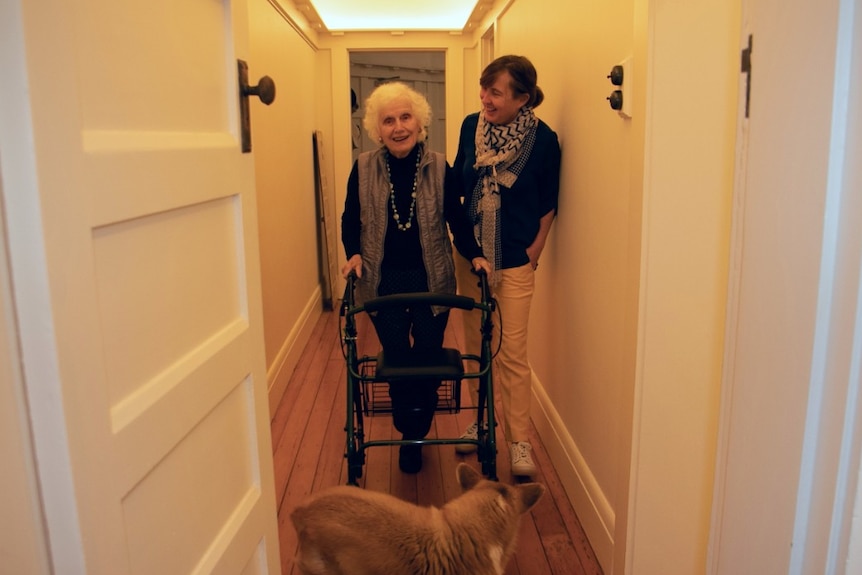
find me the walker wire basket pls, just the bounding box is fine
[358,356,462,416]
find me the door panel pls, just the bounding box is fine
[121,381,257,574]
[77,2,232,133]
[17,0,279,572]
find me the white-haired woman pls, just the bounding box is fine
[341,82,491,474]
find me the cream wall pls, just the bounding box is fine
[489,1,644,568]
[248,0,323,414]
[462,45,480,118]
[469,0,738,572]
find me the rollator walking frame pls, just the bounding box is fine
[340,271,498,485]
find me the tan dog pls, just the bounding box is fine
[290,463,545,575]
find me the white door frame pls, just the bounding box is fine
[1,2,84,570]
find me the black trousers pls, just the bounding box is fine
[370,268,449,440]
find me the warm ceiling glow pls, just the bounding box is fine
[307,0,481,31]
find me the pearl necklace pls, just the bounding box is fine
[386,150,421,231]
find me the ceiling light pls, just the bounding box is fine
[307,0,480,31]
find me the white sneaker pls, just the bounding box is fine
[510,442,536,477]
[455,422,480,454]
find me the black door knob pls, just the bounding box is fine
[245,75,276,105]
[237,59,276,153]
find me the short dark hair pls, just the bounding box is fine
[480,55,544,108]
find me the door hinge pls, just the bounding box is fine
[741,34,753,118]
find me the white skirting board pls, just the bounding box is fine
[267,287,322,419]
[531,372,614,572]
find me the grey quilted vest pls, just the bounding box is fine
[356,146,456,315]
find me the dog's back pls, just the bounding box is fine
[290,464,544,575]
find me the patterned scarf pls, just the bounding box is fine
[468,106,538,283]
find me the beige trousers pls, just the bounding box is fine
[456,255,535,443]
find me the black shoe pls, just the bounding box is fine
[399,444,422,474]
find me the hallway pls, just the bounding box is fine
[271,305,604,574]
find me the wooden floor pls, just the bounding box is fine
[271,305,603,575]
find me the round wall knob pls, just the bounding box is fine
[607,65,624,86]
[607,90,623,111]
[245,76,276,105]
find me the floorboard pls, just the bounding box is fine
[273,305,603,574]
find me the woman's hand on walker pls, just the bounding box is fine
[341,254,363,279]
[471,257,493,276]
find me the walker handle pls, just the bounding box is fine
[341,271,357,316]
[361,291,478,313]
[471,268,492,306]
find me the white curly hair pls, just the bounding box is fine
[362,81,431,145]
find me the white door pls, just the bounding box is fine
[4,0,279,573]
[711,0,862,573]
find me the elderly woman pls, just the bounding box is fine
[341,82,491,474]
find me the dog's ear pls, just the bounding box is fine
[289,505,307,532]
[456,463,483,491]
[516,482,546,513]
